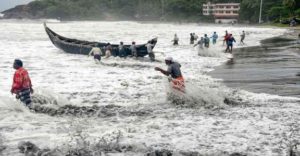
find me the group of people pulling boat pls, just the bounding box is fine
[11,24,248,107]
[88,40,156,63]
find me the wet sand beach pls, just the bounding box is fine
[209,29,300,97]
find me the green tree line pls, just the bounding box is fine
[25,0,300,23]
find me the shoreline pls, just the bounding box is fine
[2,18,299,27]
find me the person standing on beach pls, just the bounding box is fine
[11,59,34,107]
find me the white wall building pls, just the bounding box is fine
[203,2,240,24]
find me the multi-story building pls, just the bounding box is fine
[203,2,240,24]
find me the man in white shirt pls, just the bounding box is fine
[89,43,102,63]
[146,41,155,61]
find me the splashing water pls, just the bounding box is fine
[31,88,70,106]
[1,20,300,156]
[197,47,228,58]
[166,79,227,109]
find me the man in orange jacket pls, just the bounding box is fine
[155,57,185,92]
[11,59,34,107]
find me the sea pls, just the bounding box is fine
[0,20,299,156]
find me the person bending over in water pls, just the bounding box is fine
[11,59,34,107]
[89,43,102,63]
[194,37,204,49]
[155,57,185,92]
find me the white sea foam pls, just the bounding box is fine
[0,21,299,155]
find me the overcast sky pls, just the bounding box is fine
[0,0,34,12]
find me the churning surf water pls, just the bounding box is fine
[0,20,299,156]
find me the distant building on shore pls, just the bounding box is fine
[203,2,240,24]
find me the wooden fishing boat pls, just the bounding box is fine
[44,23,157,57]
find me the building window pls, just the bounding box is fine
[209,6,213,9]
[234,6,239,8]
[226,6,231,9]
[219,6,224,9]
[233,11,238,14]
[220,11,224,13]
[203,6,207,9]
[226,11,230,14]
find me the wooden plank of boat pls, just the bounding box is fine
[44,23,157,57]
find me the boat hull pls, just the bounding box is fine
[44,23,157,57]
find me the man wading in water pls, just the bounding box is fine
[89,43,102,63]
[204,34,210,48]
[155,57,185,92]
[172,34,179,46]
[105,43,112,58]
[11,59,34,107]
[130,41,138,58]
[146,41,155,61]
[190,33,195,44]
[225,34,236,53]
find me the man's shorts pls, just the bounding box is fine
[17,88,32,106]
[94,54,101,61]
[171,76,185,93]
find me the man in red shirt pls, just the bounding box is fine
[224,31,230,52]
[11,59,34,107]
